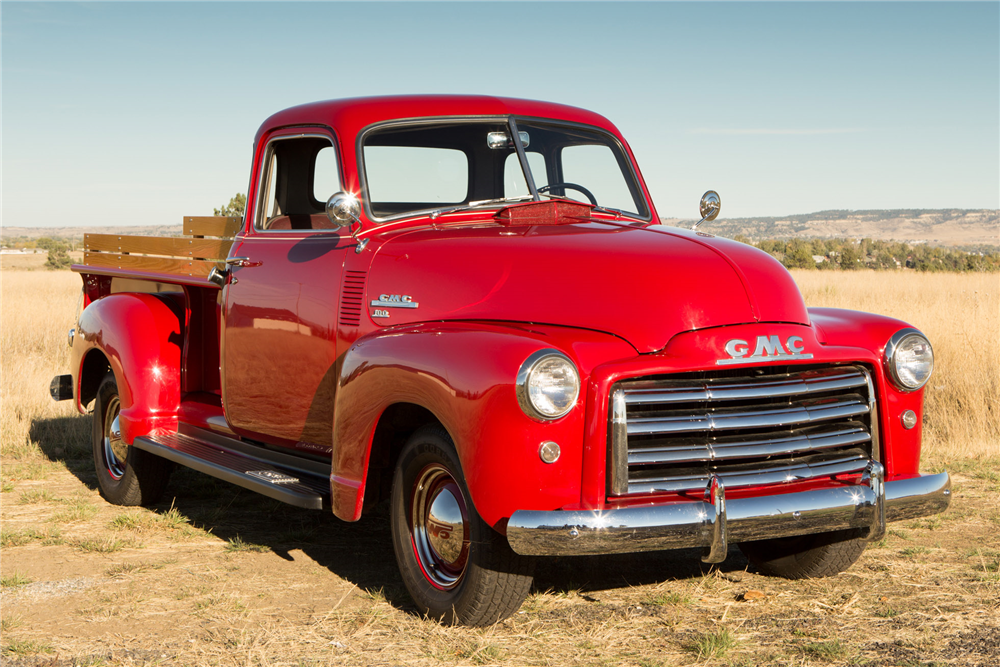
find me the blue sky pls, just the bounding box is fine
[2,2,998,227]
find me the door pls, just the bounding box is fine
[222,132,351,452]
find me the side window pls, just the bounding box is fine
[260,152,280,221]
[255,136,341,232]
[313,146,341,204]
[504,152,548,197]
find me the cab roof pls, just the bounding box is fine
[254,95,618,145]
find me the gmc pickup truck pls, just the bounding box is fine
[52,95,950,626]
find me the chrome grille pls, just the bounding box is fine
[609,365,878,496]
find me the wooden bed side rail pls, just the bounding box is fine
[76,215,242,281]
[84,234,233,259]
[184,216,242,238]
[81,252,223,280]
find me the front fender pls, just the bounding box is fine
[73,292,183,445]
[331,321,636,525]
[809,307,929,476]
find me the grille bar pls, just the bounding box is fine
[628,452,871,495]
[626,396,870,436]
[629,423,871,466]
[609,364,878,497]
[624,369,868,405]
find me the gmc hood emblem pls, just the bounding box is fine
[717,335,814,366]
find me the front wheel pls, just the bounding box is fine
[390,426,534,625]
[92,372,172,506]
[739,529,868,579]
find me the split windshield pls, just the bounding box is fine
[361,118,649,221]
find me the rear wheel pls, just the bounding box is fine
[390,425,534,625]
[739,529,867,579]
[92,373,171,506]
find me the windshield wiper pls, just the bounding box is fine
[427,196,534,220]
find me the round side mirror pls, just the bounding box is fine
[326,192,361,227]
[699,191,721,222]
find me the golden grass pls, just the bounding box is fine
[1,267,996,667]
[2,268,995,472]
[791,270,999,458]
[1,269,87,463]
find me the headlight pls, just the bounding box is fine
[884,328,934,392]
[516,350,580,420]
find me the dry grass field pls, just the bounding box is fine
[2,266,998,667]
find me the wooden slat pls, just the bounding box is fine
[184,216,242,238]
[85,234,232,260]
[84,251,222,279]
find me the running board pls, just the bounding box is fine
[133,432,330,510]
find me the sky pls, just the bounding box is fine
[2,1,998,228]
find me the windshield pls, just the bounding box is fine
[361,119,649,221]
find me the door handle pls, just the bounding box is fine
[226,257,263,268]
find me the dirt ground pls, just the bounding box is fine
[2,417,998,667]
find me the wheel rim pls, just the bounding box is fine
[410,464,470,590]
[102,396,127,480]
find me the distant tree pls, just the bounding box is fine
[783,240,815,269]
[214,193,246,218]
[839,244,861,270]
[44,239,72,270]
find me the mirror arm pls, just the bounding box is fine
[692,191,721,230]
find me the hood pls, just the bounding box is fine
[366,219,808,353]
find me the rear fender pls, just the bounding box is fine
[73,292,184,444]
[331,322,636,526]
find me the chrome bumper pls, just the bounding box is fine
[506,463,951,559]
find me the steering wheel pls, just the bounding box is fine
[537,182,597,206]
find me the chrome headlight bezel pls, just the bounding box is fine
[884,328,934,392]
[515,349,581,421]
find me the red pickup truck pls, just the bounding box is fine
[52,95,950,626]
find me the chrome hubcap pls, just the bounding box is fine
[103,397,127,480]
[411,464,469,590]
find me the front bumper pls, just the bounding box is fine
[506,463,951,559]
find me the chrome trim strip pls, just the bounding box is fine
[860,366,882,461]
[716,352,814,366]
[609,388,629,496]
[506,471,950,557]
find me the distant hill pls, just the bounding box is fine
[661,209,998,248]
[2,225,183,243]
[3,208,997,248]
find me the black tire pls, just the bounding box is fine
[739,529,868,579]
[390,425,534,626]
[92,372,171,506]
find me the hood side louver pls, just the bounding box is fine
[339,270,367,327]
